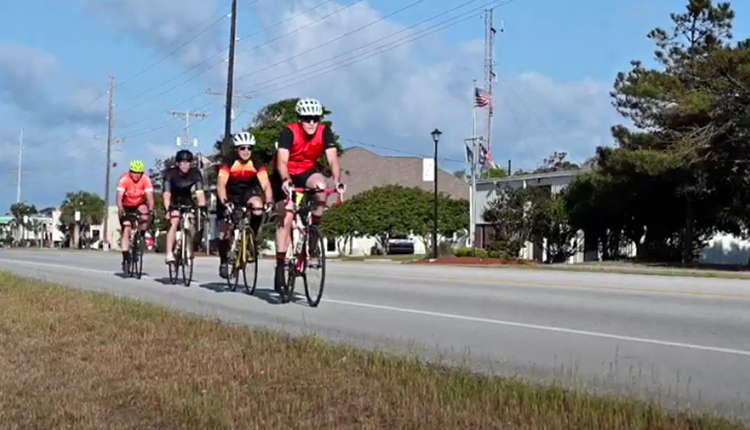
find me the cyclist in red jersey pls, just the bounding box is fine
[271,98,345,292]
[116,159,155,273]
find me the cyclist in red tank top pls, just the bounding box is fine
[271,98,345,292]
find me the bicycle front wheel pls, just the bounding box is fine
[303,224,326,307]
[133,232,144,279]
[227,230,243,292]
[181,229,194,286]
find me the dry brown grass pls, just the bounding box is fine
[0,271,745,430]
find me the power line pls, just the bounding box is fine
[235,0,427,83]
[244,0,520,97]
[122,0,516,132]
[114,0,363,116]
[72,0,520,165]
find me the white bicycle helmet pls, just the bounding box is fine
[295,98,323,116]
[232,131,255,146]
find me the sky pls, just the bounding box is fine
[1,0,749,211]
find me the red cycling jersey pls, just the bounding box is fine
[276,122,335,176]
[117,173,153,207]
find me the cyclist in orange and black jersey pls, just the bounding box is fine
[216,132,274,279]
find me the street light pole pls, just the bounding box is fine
[430,128,442,259]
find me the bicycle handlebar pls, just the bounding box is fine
[290,187,344,205]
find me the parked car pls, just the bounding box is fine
[386,235,414,255]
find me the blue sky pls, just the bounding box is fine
[1,0,748,210]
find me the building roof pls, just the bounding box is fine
[475,168,591,186]
[330,146,469,200]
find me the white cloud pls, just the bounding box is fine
[0,41,108,126]
[80,0,618,171]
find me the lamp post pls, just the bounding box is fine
[430,128,442,259]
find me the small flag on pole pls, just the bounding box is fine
[478,143,495,169]
[474,87,491,108]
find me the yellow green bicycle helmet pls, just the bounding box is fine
[129,159,145,173]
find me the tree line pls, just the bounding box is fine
[483,0,750,265]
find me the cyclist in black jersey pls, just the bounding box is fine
[162,149,206,263]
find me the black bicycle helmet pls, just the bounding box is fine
[175,149,194,162]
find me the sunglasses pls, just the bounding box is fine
[237,146,251,151]
[299,115,321,123]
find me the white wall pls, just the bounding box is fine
[700,232,750,265]
[259,233,430,257]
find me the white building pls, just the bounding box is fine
[474,169,750,265]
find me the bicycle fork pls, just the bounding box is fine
[292,214,307,273]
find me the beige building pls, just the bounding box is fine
[318,146,470,256]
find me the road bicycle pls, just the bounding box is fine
[167,204,199,286]
[225,205,264,294]
[121,209,151,279]
[280,186,342,307]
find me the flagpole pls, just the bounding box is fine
[469,79,478,254]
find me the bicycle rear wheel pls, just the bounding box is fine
[303,224,326,307]
[242,228,259,295]
[281,258,297,303]
[130,231,144,279]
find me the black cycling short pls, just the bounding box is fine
[169,195,196,210]
[216,187,264,221]
[119,204,148,225]
[271,168,319,203]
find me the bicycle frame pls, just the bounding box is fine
[172,205,195,262]
[229,206,251,268]
[287,187,342,271]
[121,209,147,278]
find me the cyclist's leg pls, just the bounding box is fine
[119,208,134,262]
[303,170,328,225]
[137,203,150,233]
[271,170,294,291]
[165,206,180,262]
[216,197,234,278]
[247,187,264,236]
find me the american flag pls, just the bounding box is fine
[474,87,491,108]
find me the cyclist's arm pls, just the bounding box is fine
[116,175,127,211]
[162,172,172,212]
[193,169,206,207]
[217,165,230,204]
[254,155,273,203]
[322,126,341,184]
[144,176,155,210]
[276,127,294,181]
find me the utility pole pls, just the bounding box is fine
[167,109,208,146]
[224,0,238,141]
[103,75,115,251]
[484,9,497,154]
[16,128,23,203]
[206,88,251,123]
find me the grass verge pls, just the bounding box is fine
[0,271,745,430]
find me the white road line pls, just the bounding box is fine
[326,299,750,357]
[2,257,749,357]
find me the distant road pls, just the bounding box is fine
[1,249,749,421]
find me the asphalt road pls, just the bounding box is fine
[1,249,749,421]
